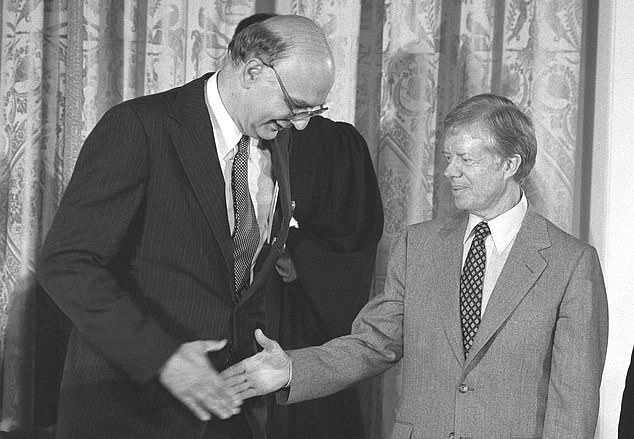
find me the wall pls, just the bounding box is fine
[592,0,634,437]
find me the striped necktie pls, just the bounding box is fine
[231,135,260,303]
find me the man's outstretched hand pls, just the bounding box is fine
[159,339,242,421]
[221,329,291,400]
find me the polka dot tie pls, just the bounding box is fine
[460,221,490,356]
[231,135,260,304]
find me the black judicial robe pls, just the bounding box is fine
[265,116,384,439]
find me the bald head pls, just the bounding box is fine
[264,15,333,63]
[227,15,334,78]
[220,15,335,140]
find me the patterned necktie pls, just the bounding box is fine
[460,221,491,356]
[231,135,260,304]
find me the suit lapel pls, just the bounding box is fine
[434,213,469,364]
[234,129,293,307]
[168,73,235,290]
[268,128,292,227]
[465,210,550,369]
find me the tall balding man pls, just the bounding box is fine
[37,15,335,439]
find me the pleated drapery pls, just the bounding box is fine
[0,1,592,437]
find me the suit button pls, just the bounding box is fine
[458,384,469,393]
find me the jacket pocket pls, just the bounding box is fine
[390,420,413,439]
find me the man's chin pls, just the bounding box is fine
[452,197,469,212]
[258,131,278,141]
[258,122,288,140]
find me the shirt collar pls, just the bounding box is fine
[206,72,243,159]
[463,191,528,253]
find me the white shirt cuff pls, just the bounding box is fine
[284,359,292,388]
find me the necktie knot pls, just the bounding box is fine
[473,221,490,241]
[238,135,250,155]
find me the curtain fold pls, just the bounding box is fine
[1,0,46,429]
[276,0,362,123]
[0,0,589,436]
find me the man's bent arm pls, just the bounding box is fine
[542,245,609,437]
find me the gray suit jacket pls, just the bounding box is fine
[284,210,608,439]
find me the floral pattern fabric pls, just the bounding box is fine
[0,0,587,436]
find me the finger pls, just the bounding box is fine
[208,382,235,405]
[254,329,276,351]
[213,380,246,406]
[223,371,248,387]
[222,385,244,404]
[235,387,258,400]
[202,339,227,352]
[228,379,251,395]
[182,396,212,421]
[230,395,244,406]
[199,397,233,420]
[221,363,246,379]
[202,377,242,406]
[213,395,242,415]
[209,407,231,420]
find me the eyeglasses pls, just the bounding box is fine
[259,59,328,121]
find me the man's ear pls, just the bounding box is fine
[503,154,522,180]
[241,58,265,89]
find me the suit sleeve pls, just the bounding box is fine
[280,226,407,404]
[36,104,180,383]
[542,245,609,437]
[285,118,384,340]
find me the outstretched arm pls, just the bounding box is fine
[222,329,291,400]
[224,226,412,404]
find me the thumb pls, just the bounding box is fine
[202,339,227,352]
[254,329,278,351]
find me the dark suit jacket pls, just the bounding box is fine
[284,209,608,439]
[36,73,293,439]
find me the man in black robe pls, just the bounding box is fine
[265,116,384,439]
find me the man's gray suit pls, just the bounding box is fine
[285,209,608,439]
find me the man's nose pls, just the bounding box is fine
[276,120,293,130]
[291,118,310,130]
[444,158,460,178]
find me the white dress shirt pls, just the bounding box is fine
[204,73,275,273]
[462,192,528,317]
